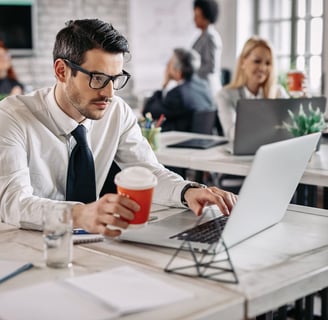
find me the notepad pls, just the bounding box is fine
[66,266,194,314]
[0,266,193,319]
[73,234,104,244]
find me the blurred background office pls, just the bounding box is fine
[0,0,326,111]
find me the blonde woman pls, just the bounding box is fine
[216,36,288,140]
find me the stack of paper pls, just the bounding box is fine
[0,266,193,319]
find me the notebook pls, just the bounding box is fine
[73,229,104,244]
[119,133,320,253]
[167,137,228,149]
[232,96,326,155]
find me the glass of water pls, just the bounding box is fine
[43,205,73,268]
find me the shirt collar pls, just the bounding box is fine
[46,86,92,136]
[243,86,264,99]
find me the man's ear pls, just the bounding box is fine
[54,59,68,83]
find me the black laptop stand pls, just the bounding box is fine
[164,208,239,284]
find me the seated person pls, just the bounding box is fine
[0,19,237,237]
[0,41,24,97]
[215,36,289,194]
[216,36,289,141]
[143,48,214,132]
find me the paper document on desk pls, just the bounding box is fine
[0,266,193,319]
[66,266,194,314]
[0,281,118,320]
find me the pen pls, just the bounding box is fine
[0,262,34,284]
[145,112,153,129]
[73,228,90,235]
[155,114,166,128]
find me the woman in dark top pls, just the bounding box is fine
[192,0,222,98]
[0,41,24,98]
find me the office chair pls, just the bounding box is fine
[190,109,217,183]
[191,109,217,134]
[165,109,217,182]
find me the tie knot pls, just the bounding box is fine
[71,125,88,146]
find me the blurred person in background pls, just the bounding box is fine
[143,47,214,132]
[192,0,222,99]
[216,36,289,141]
[192,0,223,135]
[0,41,24,97]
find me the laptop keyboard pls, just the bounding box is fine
[170,215,229,244]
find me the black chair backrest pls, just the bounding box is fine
[191,109,217,134]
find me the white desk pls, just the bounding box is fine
[0,225,244,320]
[84,204,328,319]
[1,204,328,318]
[155,131,328,187]
[222,204,328,318]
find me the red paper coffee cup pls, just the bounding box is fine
[287,70,305,93]
[114,166,158,227]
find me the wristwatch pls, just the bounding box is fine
[180,182,207,206]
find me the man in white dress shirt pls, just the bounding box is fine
[0,19,236,237]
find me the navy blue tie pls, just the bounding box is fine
[66,125,97,203]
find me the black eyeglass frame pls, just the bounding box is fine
[63,59,131,90]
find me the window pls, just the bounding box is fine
[254,0,324,95]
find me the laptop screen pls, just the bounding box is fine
[233,97,326,155]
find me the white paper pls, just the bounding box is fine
[0,265,193,319]
[0,281,118,320]
[66,266,194,314]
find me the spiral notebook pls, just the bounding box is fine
[73,229,104,244]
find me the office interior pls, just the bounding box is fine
[8,0,328,109]
[1,1,328,319]
[8,0,328,182]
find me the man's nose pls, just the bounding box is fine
[99,80,114,97]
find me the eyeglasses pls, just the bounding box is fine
[64,59,131,90]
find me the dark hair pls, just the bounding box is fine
[173,48,200,81]
[193,0,219,23]
[53,19,130,66]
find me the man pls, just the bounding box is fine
[0,19,236,237]
[143,48,214,132]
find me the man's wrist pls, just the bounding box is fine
[181,182,207,206]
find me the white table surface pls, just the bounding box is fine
[83,204,328,318]
[0,225,244,320]
[2,199,328,317]
[155,131,328,187]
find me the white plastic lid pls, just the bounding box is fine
[114,166,158,190]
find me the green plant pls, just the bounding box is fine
[283,104,326,137]
[0,94,7,101]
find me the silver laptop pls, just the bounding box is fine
[119,133,320,253]
[233,97,326,155]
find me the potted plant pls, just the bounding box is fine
[283,103,326,150]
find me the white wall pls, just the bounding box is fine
[323,1,328,97]
[216,0,237,71]
[129,0,196,97]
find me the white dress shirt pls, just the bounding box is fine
[0,86,188,228]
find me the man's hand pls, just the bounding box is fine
[71,194,140,237]
[183,186,238,216]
